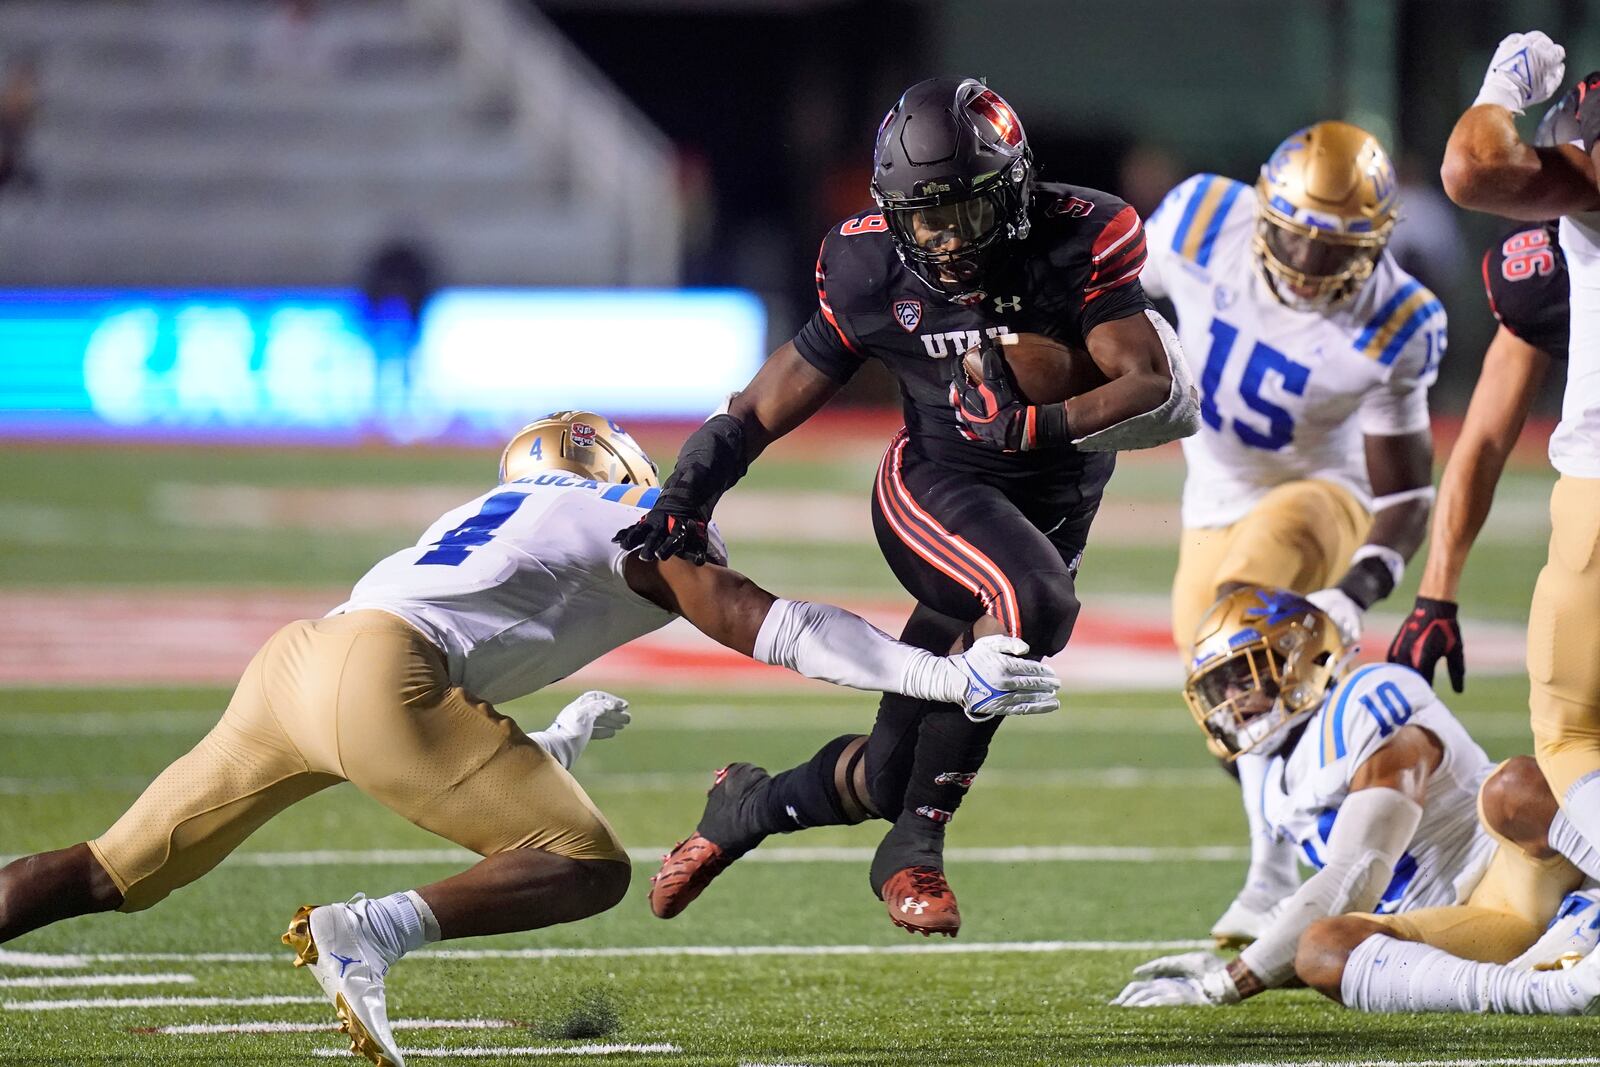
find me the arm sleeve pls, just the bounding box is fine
[1070,308,1201,451]
[753,598,963,702]
[1236,786,1424,987]
[791,229,869,385]
[1359,303,1445,437]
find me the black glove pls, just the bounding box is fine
[1576,71,1600,151]
[949,337,1068,452]
[1387,596,1465,693]
[613,487,713,564]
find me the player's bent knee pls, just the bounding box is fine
[1481,756,1559,857]
[1296,915,1387,1002]
[580,858,632,915]
[1012,572,1079,656]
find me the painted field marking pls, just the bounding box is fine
[312,1043,681,1059]
[2,939,1213,969]
[148,1018,518,1035]
[3,994,323,1011]
[0,843,1248,869]
[1114,1060,1600,1067]
[0,972,193,989]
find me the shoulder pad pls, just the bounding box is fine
[1154,173,1251,268]
[1352,272,1445,369]
[1483,223,1570,359]
[1316,663,1434,770]
[817,212,897,312]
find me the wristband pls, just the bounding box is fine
[1026,402,1071,449]
[1337,553,1399,610]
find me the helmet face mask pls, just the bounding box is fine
[1252,121,1398,313]
[1184,586,1347,759]
[499,410,659,488]
[871,78,1033,298]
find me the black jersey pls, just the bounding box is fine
[1483,221,1569,361]
[792,181,1154,477]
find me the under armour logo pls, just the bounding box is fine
[993,295,1022,313]
[1497,47,1534,93]
[900,896,929,915]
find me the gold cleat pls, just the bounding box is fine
[1533,951,1586,972]
[281,904,321,967]
[336,993,401,1067]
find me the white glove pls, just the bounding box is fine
[944,635,1061,722]
[1111,967,1240,1008]
[531,690,631,769]
[1131,950,1227,981]
[1306,587,1364,646]
[1474,31,1566,113]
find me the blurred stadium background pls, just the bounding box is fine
[0,2,1594,1064]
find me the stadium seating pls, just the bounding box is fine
[0,0,681,287]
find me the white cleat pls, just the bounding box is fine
[1209,894,1278,950]
[283,898,406,1067]
[1511,889,1600,972]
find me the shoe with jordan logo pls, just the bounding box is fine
[282,896,406,1066]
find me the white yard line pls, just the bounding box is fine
[4,993,323,1011]
[2,939,1212,970]
[150,1018,518,1035]
[0,973,193,989]
[0,843,1248,868]
[1115,1061,1600,1067]
[313,1044,682,1059]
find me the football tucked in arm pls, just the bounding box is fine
[961,332,1109,405]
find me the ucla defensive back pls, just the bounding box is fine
[1114,588,1587,1010]
[1143,123,1445,946]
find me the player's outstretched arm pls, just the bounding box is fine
[1390,327,1549,690]
[1115,727,1440,1007]
[623,554,1060,720]
[614,342,841,564]
[1441,33,1600,219]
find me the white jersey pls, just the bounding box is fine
[1258,663,1497,914]
[331,475,689,705]
[1144,174,1446,528]
[1553,212,1600,477]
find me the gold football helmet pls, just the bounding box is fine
[1254,121,1399,311]
[1184,586,1347,760]
[499,410,659,487]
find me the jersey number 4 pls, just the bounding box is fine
[1199,319,1310,451]
[416,491,529,566]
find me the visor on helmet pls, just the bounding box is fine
[1261,222,1373,279]
[1184,645,1295,758]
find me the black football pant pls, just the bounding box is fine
[860,431,1109,826]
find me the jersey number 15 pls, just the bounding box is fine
[1199,319,1310,451]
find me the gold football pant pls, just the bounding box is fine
[1359,774,1582,963]
[1171,479,1372,652]
[1529,475,1600,804]
[89,610,626,912]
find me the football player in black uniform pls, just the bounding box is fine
[1390,83,1577,690]
[620,77,1199,936]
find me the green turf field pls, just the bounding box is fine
[0,440,1586,1065]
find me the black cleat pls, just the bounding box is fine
[649,763,772,919]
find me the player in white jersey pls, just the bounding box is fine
[1439,29,1600,941]
[1113,587,1585,1009]
[1142,123,1445,946]
[0,411,1058,1067]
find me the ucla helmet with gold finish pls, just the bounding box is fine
[1184,586,1347,759]
[499,410,660,487]
[1254,121,1399,311]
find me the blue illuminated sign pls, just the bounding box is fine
[0,288,766,442]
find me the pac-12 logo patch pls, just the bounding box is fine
[570,422,598,446]
[893,298,922,332]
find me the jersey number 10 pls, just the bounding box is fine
[1199,319,1310,451]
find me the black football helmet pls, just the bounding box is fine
[1534,75,1593,147]
[870,77,1034,298]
